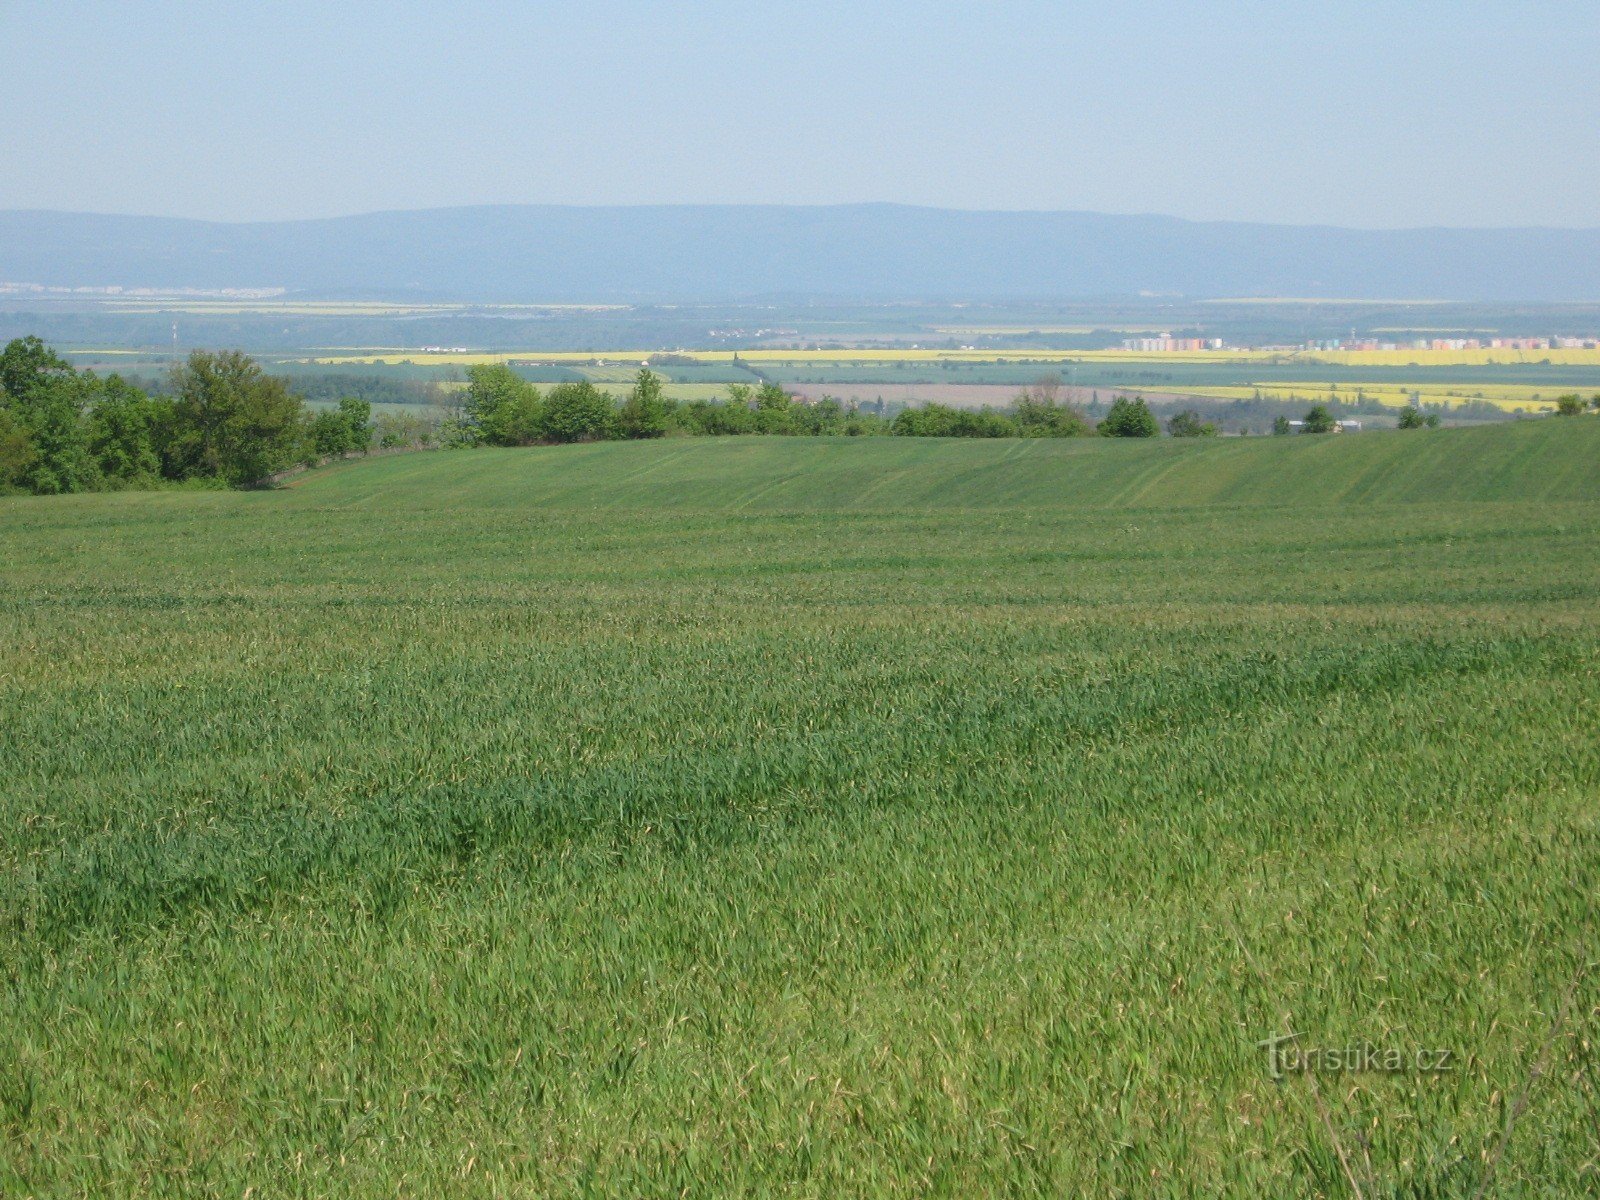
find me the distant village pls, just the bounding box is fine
[1122,334,1600,352]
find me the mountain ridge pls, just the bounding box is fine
[4,203,1598,302]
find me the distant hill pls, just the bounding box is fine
[296,418,1600,511]
[3,204,1600,302]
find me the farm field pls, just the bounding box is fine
[301,347,1600,367]
[53,348,1600,425]
[1176,382,1572,414]
[3,421,1600,1196]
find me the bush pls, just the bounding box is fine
[1396,406,1440,430]
[893,403,1015,438]
[1099,396,1159,437]
[541,381,618,443]
[680,386,758,436]
[618,369,672,439]
[1301,404,1336,434]
[373,411,437,449]
[463,364,543,446]
[1165,410,1217,438]
[309,397,373,459]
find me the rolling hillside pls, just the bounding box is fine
[5,418,1598,1195]
[282,418,1600,511]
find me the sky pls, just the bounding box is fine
[3,0,1598,229]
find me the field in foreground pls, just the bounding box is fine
[3,422,1599,1196]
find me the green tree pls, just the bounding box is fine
[1166,410,1217,438]
[1397,405,1425,429]
[755,381,790,412]
[0,335,74,403]
[683,391,755,435]
[618,369,670,438]
[86,375,166,482]
[541,381,617,443]
[893,402,1015,437]
[17,377,96,493]
[0,406,37,491]
[168,350,309,485]
[309,397,373,457]
[1301,404,1336,434]
[0,337,97,493]
[462,364,542,445]
[681,384,757,436]
[753,381,794,434]
[336,397,372,451]
[309,411,348,458]
[1098,395,1159,437]
[1554,393,1587,416]
[1013,376,1090,438]
[1272,415,1292,436]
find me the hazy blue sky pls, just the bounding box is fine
[3,0,1597,227]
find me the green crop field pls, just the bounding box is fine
[4,421,1599,1196]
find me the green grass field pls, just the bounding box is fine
[4,421,1599,1196]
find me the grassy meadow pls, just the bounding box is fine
[3,421,1599,1196]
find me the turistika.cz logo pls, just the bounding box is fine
[1257,1031,1455,1082]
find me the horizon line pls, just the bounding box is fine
[4,202,1600,236]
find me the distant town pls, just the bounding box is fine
[1122,334,1600,352]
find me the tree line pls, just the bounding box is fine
[12,337,1570,496]
[446,367,1231,448]
[0,338,432,495]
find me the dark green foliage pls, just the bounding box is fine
[14,380,96,494]
[783,396,886,437]
[679,383,758,435]
[753,381,795,434]
[540,381,617,443]
[1099,395,1159,437]
[1013,395,1091,437]
[0,405,37,490]
[1396,406,1440,430]
[276,372,451,408]
[167,350,309,485]
[0,336,96,493]
[1006,378,1091,437]
[86,375,168,482]
[1166,409,1217,438]
[1272,414,1292,435]
[0,334,75,402]
[462,364,543,446]
[0,338,338,492]
[309,397,374,458]
[893,402,1015,437]
[1554,393,1587,416]
[1301,403,1336,434]
[617,369,671,438]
